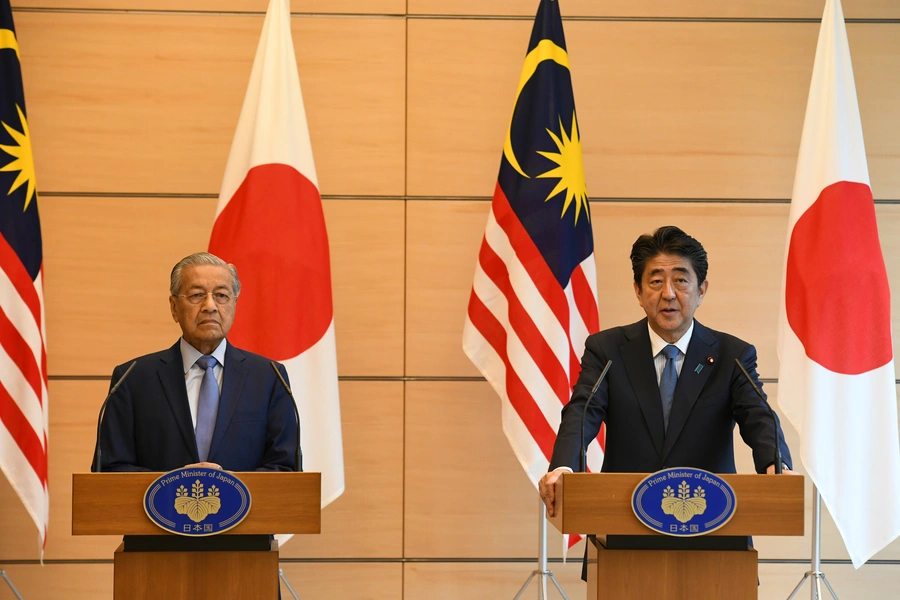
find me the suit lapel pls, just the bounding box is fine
[621,320,665,458]
[157,342,199,463]
[662,320,718,460]
[208,344,247,461]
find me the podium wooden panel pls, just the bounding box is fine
[588,543,757,600]
[113,541,279,599]
[73,472,321,600]
[548,473,804,600]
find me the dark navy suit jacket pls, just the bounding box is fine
[92,340,298,472]
[550,319,791,474]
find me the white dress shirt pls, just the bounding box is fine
[551,321,696,475]
[648,320,694,383]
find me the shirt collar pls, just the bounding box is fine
[180,338,228,374]
[648,320,694,358]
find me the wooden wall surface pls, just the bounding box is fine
[1,1,898,598]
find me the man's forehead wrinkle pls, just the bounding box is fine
[647,266,690,274]
[185,283,231,290]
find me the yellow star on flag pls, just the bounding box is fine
[1,103,38,210]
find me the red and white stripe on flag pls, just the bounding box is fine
[209,0,344,519]
[0,245,48,550]
[0,2,49,551]
[464,186,600,550]
[463,0,600,552]
[777,0,900,568]
[465,184,601,487]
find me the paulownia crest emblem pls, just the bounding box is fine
[174,479,221,523]
[661,480,707,523]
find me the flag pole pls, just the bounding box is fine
[279,567,300,600]
[785,485,840,600]
[0,570,24,600]
[512,497,569,600]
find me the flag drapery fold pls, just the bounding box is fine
[0,0,49,552]
[209,0,344,525]
[463,0,600,548]
[777,0,900,569]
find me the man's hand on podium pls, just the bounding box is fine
[766,463,798,475]
[539,467,569,517]
[185,462,222,469]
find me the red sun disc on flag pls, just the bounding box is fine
[785,180,892,374]
[210,163,333,360]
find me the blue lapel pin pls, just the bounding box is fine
[695,364,703,374]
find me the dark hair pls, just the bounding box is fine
[630,226,708,289]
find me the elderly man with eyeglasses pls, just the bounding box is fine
[91,252,298,473]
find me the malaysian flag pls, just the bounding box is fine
[0,0,49,550]
[463,0,600,510]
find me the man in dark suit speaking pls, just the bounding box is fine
[539,226,793,515]
[92,252,298,473]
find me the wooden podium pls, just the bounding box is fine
[547,473,805,600]
[72,472,321,600]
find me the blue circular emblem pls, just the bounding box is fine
[143,468,252,536]
[631,468,737,537]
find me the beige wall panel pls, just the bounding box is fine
[406,200,900,379]
[405,200,485,378]
[13,0,405,12]
[279,563,401,600]
[0,381,118,561]
[0,381,402,560]
[0,563,403,600]
[850,29,900,202]
[407,20,525,200]
[325,200,405,378]
[408,20,900,200]
[404,561,587,600]
[759,562,900,599]
[0,474,34,555]
[41,197,402,376]
[408,0,900,19]
[282,381,403,558]
[0,564,112,600]
[11,0,899,18]
[42,197,212,376]
[405,381,583,558]
[17,13,405,195]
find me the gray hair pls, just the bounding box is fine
[169,252,241,297]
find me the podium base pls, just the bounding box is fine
[114,541,280,600]
[586,536,757,600]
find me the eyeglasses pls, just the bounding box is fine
[176,292,236,305]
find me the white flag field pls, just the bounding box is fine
[777,0,900,568]
[208,0,345,532]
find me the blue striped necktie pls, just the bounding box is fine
[194,355,219,462]
[659,344,679,431]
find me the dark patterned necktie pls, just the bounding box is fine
[659,345,679,431]
[194,355,219,462]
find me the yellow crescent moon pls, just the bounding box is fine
[504,39,571,179]
[0,29,20,60]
